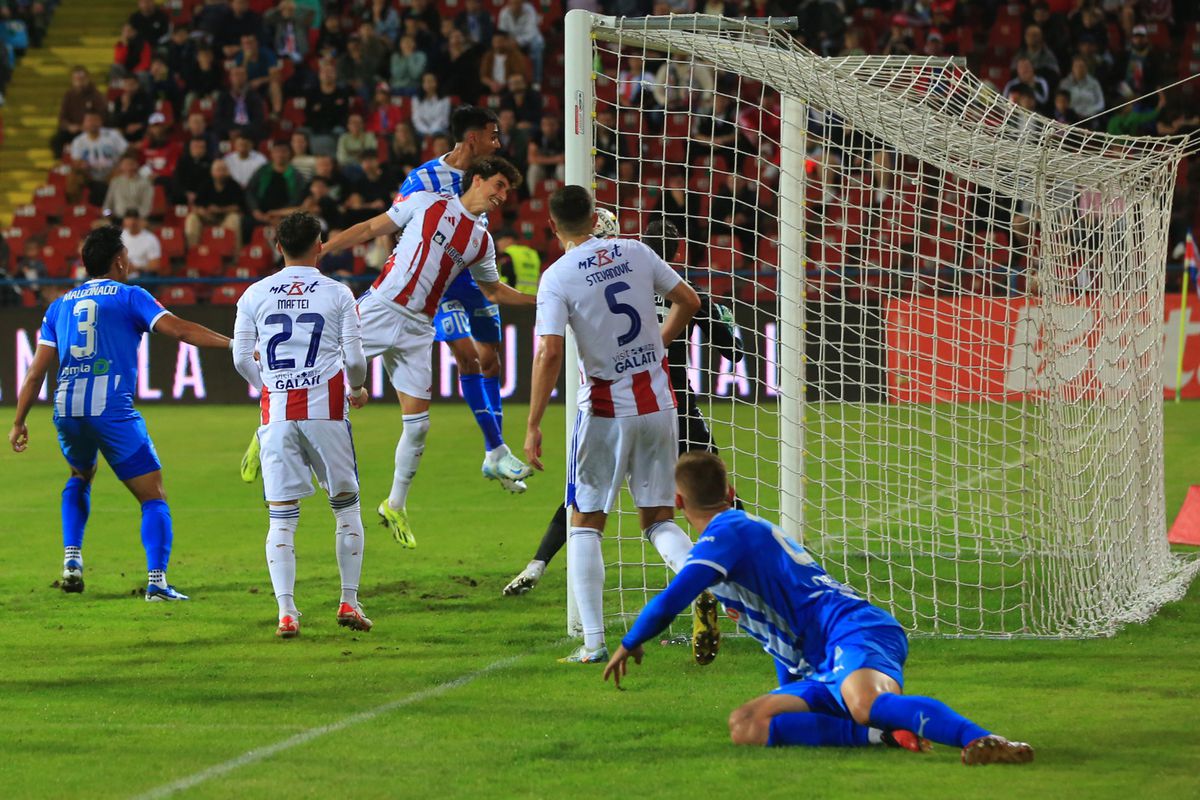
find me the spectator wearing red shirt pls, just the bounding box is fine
[139,114,183,184]
[113,22,152,78]
[366,82,403,137]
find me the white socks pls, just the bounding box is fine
[266,505,300,618]
[567,527,605,650]
[331,493,364,607]
[646,520,693,574]
[389,413,430,510]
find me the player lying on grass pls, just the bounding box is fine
[9,225,232,601]
[232,212,373,638]
[603,452,1035,766]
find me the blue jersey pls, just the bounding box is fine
[38,279,169,419]
[398,155,465,199]
[686,510,900,679]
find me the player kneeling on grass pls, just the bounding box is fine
[232,212,373,638]
[603,452,1035,766]
[8,225,232,601]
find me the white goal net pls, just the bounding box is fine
[562,11,1199,638]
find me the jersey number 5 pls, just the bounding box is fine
[264,313,325,370]
[604,281,642,346]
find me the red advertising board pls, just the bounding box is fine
[886,294,1200,402]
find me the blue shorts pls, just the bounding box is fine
[771,624,908,717]
[55,412,162,481]
[433,271,501,344]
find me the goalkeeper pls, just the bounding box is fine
[503,217,743,604]
[603,451,1035,767]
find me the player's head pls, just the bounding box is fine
[675,452,735,514]
[275,212,323,264]
[462,156,521,213]
[451,106,501,158]
[81,224,128,279]
[548,185,596,239]
[643,217,681,263]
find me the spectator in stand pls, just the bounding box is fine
[385,121,422,182]
[113,22,152,80]
[129,0,169,47]
[480,31,532,95]
[496,107,531,178]
[120,211,162,277]
[1107,90,1165,136]
[173,137,214,205]
[215,65,267,144]
[400,0,441,50]
[306,59,351,155]
[1059,56,1105,123]
[356,22,392,80]
[365,0,401,46]
[390,34,427,95]
[501,72,543,129]
[185,158,245,248]
[109,75,154,144]
[1051,90,1081,125]
[526,113,566,189]
[653,56,716,112]
[411,72,451,139]
[290,130,318,181]
[336,113,378,175]
[17,240,50,304]
[341,152,391,225]
[220,0,264,53]
[147,57,184,121]
[224,130,269,188]
[301,176,343,231]
[193,0,232,43]
[247,141,304,228]
[236,33,278,97]
[338,34,378,100]
[592,107,619,179]
[314,14,347,60]
[1012,24,1061,80]
[103,154,154,219]
[366,82,403,137]
[879,13,915,56]
[1026,2,1072,67]
[457,0,496,47]
[266,0,314,64]
[310,154,349,203]
[52,66,108,157]
[1069,4,1110,55]
[139,114,183,184]
[182,44,224,113]
[497,0,545,87]
[617,55,655,107]
[1002,58,1050,113]
[183,111,220,157]
[1116,25,1162,109]
[439,28,484,102]
[690,91,738,169]
[69,112,129,206]
[163,24,197,77]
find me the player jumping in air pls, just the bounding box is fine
[524,185,702,664]
[233,212,373,638]
[603,451,1036,766]
[320,156,536,549]
[8,225,232,600]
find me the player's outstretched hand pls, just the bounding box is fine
[9,423,29,453]
[603,643,644,690]
[348,387,369,409]
[524,425,544,471]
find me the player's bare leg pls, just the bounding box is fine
[729,689,928,752]
[379,392,426,548]
[60,464,97,593]
[559,508,610,663]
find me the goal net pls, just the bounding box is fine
[561,11,1200,639]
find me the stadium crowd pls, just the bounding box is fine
[0,0,1198,308]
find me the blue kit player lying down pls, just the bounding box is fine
[603,451,1035,766]
[9,225,232,600]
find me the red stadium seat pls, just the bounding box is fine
[46,164,73,191]
[200,225,238,257]
[41,247,71,278]
[62,204,95,234]
[12,204,43,235]
[162,285,198,305]
[32,184,65,221]
[188,95,216,122]
[211,284,246,304]
[159,225,186,261]
[239,243,275,272]
[184,244,224,277]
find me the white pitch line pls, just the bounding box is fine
[132,655,520,800]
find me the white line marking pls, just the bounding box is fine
[132,655,519,800]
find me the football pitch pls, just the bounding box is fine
[2,402,1199,799]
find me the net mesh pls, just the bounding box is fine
[569,13,1200,639]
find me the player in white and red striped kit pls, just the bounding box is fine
[320,156,536,548]
[524,185,702,664]
[233,212,372,639]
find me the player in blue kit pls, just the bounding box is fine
[603,452,1035,766]
[9,225,232,600]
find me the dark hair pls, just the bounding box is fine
[463,155,522,192]
[643,217,680,262]
[450,105,500,143]
[548,185,594,235]
[123,209,141,220]
[275,212,323,259]
[81,225,125,278]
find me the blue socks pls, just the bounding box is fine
[767,713,872,747]
[868,693,990,748]
[61,476,91,549]
[140,499,173,573]
[460,373,504,451]
[482,375,503,433]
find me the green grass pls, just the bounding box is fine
[2,402,1199,799]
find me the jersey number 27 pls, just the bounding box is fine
[264,313,325,370]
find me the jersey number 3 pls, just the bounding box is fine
[69,299,98,359]
[264,313,325,370]
[604,281,642,346]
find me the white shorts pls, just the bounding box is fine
[358,292,435,400]
[567,407,678,514]
[259,419,359,502]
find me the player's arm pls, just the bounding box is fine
[659,279,700,348]
[476,278,535,307]
[322,211,401,258]
[524,333,562,472]
[231,303,262,391]
[154,313,232,349]
[602,563,722,689]
[8,343,57,453]
[339,288,369,407]
[693,291,742,364]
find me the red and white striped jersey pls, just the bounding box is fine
[370,191,498,320]
[233,266,367,424]
[536,237,684,418]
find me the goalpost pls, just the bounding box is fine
[562,10,1200,638]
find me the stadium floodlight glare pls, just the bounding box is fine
[563,10,1200,639]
